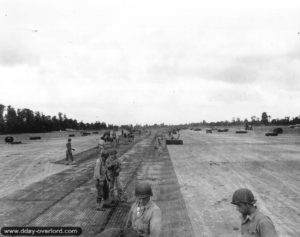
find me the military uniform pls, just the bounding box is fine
[241,208,278,237]
[105,154,123,202]
[98,138,105,154]
[126,201,162,237]
[94,157,109,205]
[65,141,74,164]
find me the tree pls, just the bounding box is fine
[251,116,256,124]
[261,112,269,125]
[5,105,18,133]
[0,104,5,133]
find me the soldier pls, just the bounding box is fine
[96,182,161,237]
[98,136,106,155]
[94,151,110,210]
[105,149,124,206]
[111,130,119,147]
[65,138,75,165]
[110,149,126,202]
[125,182,162,237]
[231,188,278,237]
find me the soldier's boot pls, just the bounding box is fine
[96,200,104,211]
[104,194,118,207]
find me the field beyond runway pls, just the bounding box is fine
[0,131,101,198]
[167,128,300,237]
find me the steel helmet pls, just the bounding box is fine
[135,182,153,198]
[231,188,256,205]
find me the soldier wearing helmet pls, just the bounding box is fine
[65,138,76,165]
[231,188,278,237]
[125,182,162,237]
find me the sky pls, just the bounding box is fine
[0,0,300,125]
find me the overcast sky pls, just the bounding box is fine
[1,0,299,125]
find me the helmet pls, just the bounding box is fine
[135,182,153,198]
[231,188,256,205]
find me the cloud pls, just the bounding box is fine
[1,0,299,124]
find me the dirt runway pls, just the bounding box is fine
[167,129,300,237]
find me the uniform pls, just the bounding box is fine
[98,138,105,154]
[105,154,123,202]
[126,201,162,237]
[65,141,74,164]
[111,155,126,201]
[94,158,109,204]
[241,209,278,237]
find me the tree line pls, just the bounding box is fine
[187,112,300,127]
[0,104,112,134]
[1,104,299,134]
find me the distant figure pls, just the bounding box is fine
[231,188,278,237]
[111,130,119,147]
[112,130,117,140]
[156,136,164,155]
[65,138,75,165]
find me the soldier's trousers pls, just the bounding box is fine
[114,176,126,201]
[66,151,73,162]
[106,175,116,201]
[96,179,109,203]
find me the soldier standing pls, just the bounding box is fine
[105,149,122,206]
[94,151,110,210]
[231,188,278,237]
[65,138,75,165]
[110,150,126,202]
[98,136,106,155]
